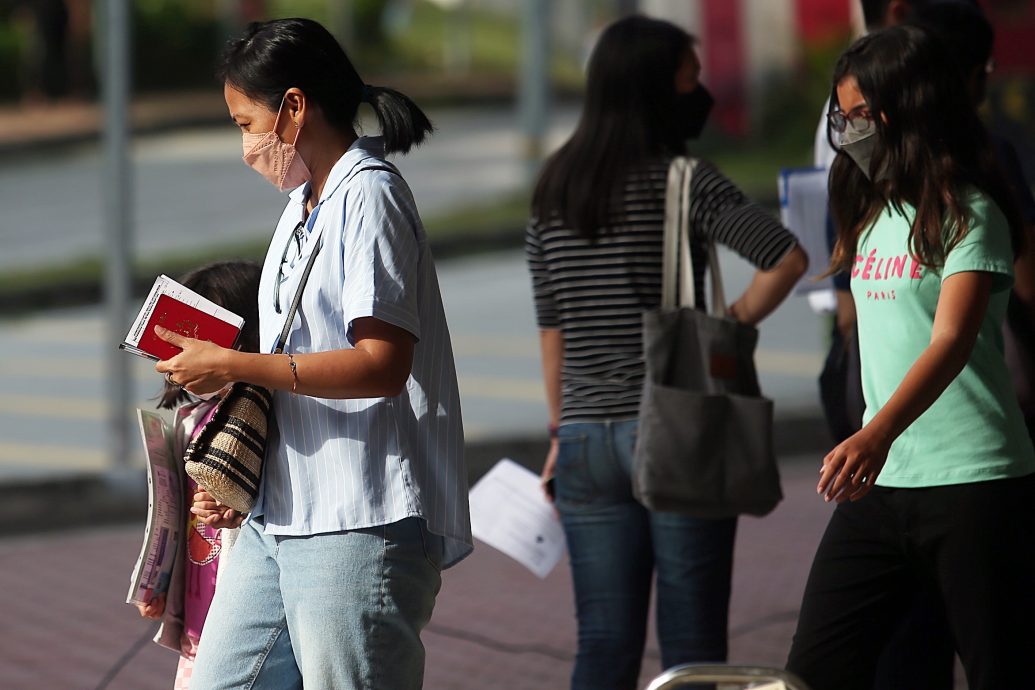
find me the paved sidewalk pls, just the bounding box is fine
[0,458,832,690]
[0,93,229,156]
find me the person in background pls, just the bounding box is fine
[787,25,1035,690]
[153,18,471,690]
[134,260,261,690]
[526,15,807,690]
[11,0,69,103]
[916,1,1035,444]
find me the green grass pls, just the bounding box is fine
[423,190,529,239]
[709,146,812,208]
[0,191,533,308]
[263,1,581,89]
[0,239,269,296]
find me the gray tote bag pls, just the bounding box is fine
[632,157,782,518]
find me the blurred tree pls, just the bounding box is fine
[354,0,390,51]
[14,0,70,102]
[615,0,637,15]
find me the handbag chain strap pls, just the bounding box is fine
[662,156,728,316]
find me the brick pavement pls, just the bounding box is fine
[0,457,843,690]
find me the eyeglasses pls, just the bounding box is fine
[827,105,875,135]
[274,221,306,314]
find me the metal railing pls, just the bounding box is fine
[644,664,812,690]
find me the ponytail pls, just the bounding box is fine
[220,19,434,156]
[362,85,434,154]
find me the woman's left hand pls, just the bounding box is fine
[153,326,233,395]
[817,426,890,503]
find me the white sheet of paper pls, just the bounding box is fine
[469,458,565,579]
[778,166,831,294]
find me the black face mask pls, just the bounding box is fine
[674,85,714,140]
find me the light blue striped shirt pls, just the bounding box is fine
[254,137,472,567]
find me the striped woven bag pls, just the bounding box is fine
[184,383,274,512]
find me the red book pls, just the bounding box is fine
[121,275,244,362]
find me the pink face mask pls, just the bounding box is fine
[242,98,311,192]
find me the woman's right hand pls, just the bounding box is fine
[817,425,890,503]
[541,439,558,503]
[191,489,246,529]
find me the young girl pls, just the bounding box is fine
[786,25,1035,690]
[135,259,262,690]
[153,17,471,690]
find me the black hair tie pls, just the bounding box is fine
[361,84,372,103]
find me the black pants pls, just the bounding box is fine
[819,322,954,689]
[787,474,1035,690]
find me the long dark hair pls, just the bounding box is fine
[913,2,993,102]
[218,18,432,154]
[531,16,691,239]
[827,25,1022,275]
[158,260,262,410]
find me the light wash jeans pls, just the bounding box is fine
[189,516,444,690]
[555,420,738,690]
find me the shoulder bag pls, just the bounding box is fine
[632,156,782,518]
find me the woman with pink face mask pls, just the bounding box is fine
[152,17,472,690]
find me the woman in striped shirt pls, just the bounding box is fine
[526,16,807,690]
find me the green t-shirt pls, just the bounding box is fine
[852,191,1035,487]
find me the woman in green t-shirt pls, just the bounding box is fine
[786,25,1035,690]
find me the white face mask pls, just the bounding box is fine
[241,98,311,191]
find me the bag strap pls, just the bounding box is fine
[661,158,686,310]
[662,156,728,315]
[273,237,320,355]
[273,163,403,355]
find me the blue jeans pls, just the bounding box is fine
[189,517,444,690]
[555,420,738,690]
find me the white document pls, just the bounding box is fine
[469,459,565,579]
[778,166,831,294]
[126,409,184,607]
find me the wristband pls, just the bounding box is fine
[548,423,560,439]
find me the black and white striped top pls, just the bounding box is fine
[526,158,797,423]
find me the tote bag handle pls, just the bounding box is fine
[661,157,728,315]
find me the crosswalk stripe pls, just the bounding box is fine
[0,441,109,470]
[0,395,106,420]
[452,335,540,358]
[0,357,155,380]
[458,376,544,402]
[756,350,823,377]
[1,322,105,343]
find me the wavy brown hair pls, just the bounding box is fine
[827,25,1022,276]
